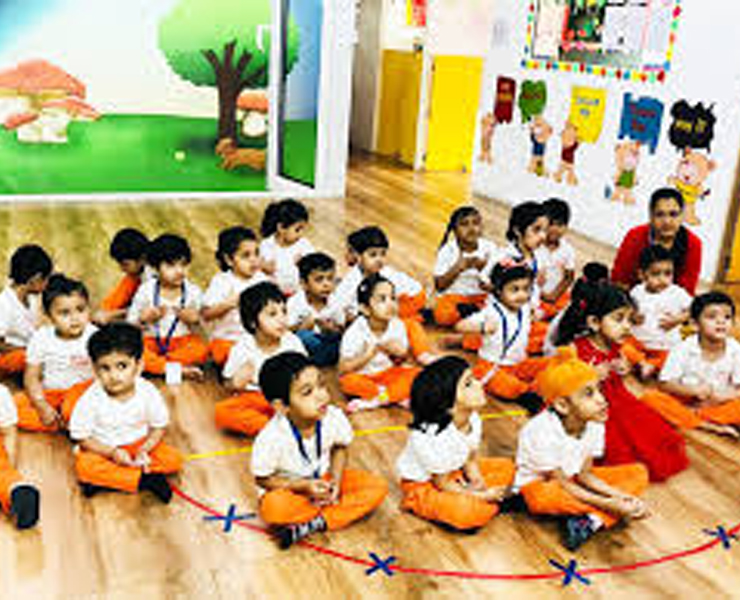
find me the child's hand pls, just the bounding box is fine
[610,356,631,376]
[478,485,509,503]
[37,402,61,428]
[379,339,406,358]
[658,313,683,331]
[111,447,135,467]
[317,318,341,334]
[695,384,714,403]
[306,479,334,503]
[616,495,650,520]
[481,319,498,335]
[638,361,656,380]
[140,306,166,323]
[362,342,378,360]
[226,292,240,309]
[632,312,646,326]
[300,315,316,331]
[177,307,200,325]
[134,449,152,472]
[261,259,276,275]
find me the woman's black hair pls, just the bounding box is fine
[554,281,634,346]
[216,226,257,272]
[260,199,309,238]
[42,273,89,313]
[489,261,534,296]
[439,206,480,248]
[690,291,736,322]
[409,355,470,432]
[506,201,546,244]
[239,281,286,334]
[357,273,394,307]
[649,187,688,273]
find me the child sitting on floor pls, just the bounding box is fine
[202,226,267,367]
[14,274,96,432]
[215,282,306,436]
[338,274,434,413]
[397,355,515,531]
[69,323,182,503]
[253,351,388,548]
[539,198,576,320]
[128,234,208,380]
[515,354,650,551]
[95,228,150,324]
[0,245,53,378]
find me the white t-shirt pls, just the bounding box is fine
[396,412,482,482]
[69,378,169,448]
[514,409,605,491]
[260,236,315,296]
[433,239,498,297]
[465,299,531,366]
[128,278,203,339]
[539,240,576,297]
[0,384,18,428]
[327,265,423,321]
[0,286,41,347]
[27,324,96,390]
[222,331,306,390]
[339,315,409,375]
[251,405,354,492]
[203,271,267,341]
[287,289,345,333]
[630,283,691,351]
[660,335,740,396]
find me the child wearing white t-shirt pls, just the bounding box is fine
[259,199,315,296]
[397,356,515,531]
[70,323,182,503]
[0,384,40,529]
[539,199,576,320]
[253,352,387,548]
[14,275,96,432]
[215,282,306,436]
[202,226,267,367]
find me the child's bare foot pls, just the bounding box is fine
[438,334,463,349]
[699,422,740,439]
[346,398,383,413]
[182,365,204,381]
[417,352,437,366]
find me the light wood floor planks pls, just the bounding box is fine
[1,155,740,599]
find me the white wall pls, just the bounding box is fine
[472,0,740,281]
[426,0,497,57]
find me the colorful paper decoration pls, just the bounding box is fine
[568,86,607,143]
[618,94,664,154]
[668,101,717,152]
[407,0,427,27]
[518,80,547,123]
[494,77,517,124]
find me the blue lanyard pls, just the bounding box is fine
[490,300,523,360]
[153,280,186,355]
[289,419,322,479]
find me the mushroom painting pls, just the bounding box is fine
[237,90,268,138]
[0,59,100,144]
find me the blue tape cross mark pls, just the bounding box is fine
[365,552,397,577]
[203,504,256,533]
[704,526,738,550]
[549,559,591,587]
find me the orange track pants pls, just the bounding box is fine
[0,349,26,375]
[143,335,209,375]
[14,380,93,432]
[208,339,235,368]
[100,274,140,311]
[640,389,740,429]
[622,338,669,372]
[215,390,274,436]
[433,294,488,327]
[0,443,22,514]
[473,357,552,400]
[398,291,427,322]
[340,366,421,404]
[539,291,571,321]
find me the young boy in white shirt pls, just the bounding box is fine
[0,245,53,377]
[253,352,388,548]
[539,198,576,320]
[69,323,183,503]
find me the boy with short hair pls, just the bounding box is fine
[253,352,388,548]
[539,198,576,320]
[0,245,53,376]
[69,323,183,503]
[288,252,344,366]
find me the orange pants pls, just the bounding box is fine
[208,339,235,368]
[0,349,26,375]
[399,291,427,322]
[640,389,740,430]
[433,294,488,327]
[75,437,182,493]
[473,357,552,400]
[143,334,209,375]
[100,274,140,311]
[539,291,571,321]
[340,366,421,404]
[527,320,549,355]
[521,463,649,528]
[14,380,93,432]
[400,457,516,530]
[260,468,388,530]
[0,443,22,514]
[403,318,432,358]
[622,338,668,372]
[215,390,274,436]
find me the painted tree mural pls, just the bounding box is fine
[159,0,299,145]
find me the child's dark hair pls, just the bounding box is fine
[582,261,609,284]
[490,261,534,295]
[109,228,149,263]
[42,273,89,313]
[358,273,394,307]
[259,351,314,405]
[216,226,257,272]
[147,234,191,268]
[260,199,309,238]
[554,281,634,346]
[298,252,336,281]
[88,322,144,362]
[347,226,389,254]
[542,198,570,226]
[649,187,688,272]
[639,244,674,272]
[239,281,285,334]
[9,244,53,284]
[690,291,735,322]
[409,355,470,432]
[506,201,546,244]
[439,206,480,248]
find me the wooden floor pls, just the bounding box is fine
[2,155,740,599]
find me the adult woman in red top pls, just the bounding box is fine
[611,187,702,295]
